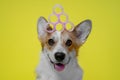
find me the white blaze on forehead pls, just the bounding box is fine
[52,31,66,53]
[55,31,62,47]
[51,31,61,42]
[56,31,61,41]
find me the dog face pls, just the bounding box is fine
[37,17,92,72]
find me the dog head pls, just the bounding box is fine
[37,17,92,72]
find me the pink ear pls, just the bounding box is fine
[73,20,92,44]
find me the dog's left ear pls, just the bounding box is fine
[73,20,92,45]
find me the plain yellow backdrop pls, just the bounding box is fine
[0,0,120,80]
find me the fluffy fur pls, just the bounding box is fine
[36,17,92,80]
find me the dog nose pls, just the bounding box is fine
[55,52,65,62]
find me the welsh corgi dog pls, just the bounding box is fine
[36,17,92,80]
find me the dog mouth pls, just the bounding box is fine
[54,63,65,71]
[47,55,70,72]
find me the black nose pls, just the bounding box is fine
[55,52,65,62]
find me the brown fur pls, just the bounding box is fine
[61,30,81,56]
[39,30,81,56]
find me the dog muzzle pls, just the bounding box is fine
[47,54,71,72]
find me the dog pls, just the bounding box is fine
[36,17,92,80]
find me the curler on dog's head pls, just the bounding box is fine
[46,4,74,33]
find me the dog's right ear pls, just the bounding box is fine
[37,17,48,38]
[73,20,92,45]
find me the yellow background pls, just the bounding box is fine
[0,0,120,80]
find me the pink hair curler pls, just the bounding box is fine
[45,4,74,33]
[53,4,64,15]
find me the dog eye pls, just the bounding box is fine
[66,39,72,47]
[48,39,55,46]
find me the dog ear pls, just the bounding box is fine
[73,20,92,45]
[37,17,49,38]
